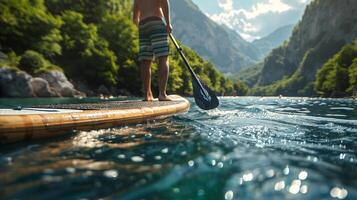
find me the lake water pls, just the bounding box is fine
[0,97,356,200]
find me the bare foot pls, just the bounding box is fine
[143,93,154,101]
[158,94,173,101]
[143,97,154,101]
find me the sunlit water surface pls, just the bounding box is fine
[0,97,356,200]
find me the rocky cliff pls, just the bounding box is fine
[252,25,294,59]
[171,0,260,73]
[255,0,357,96]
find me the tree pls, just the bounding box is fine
[19,50,47,74]
[45,0,114,24]
[99,14,138,65]
[59,11,118,87]
[315,40,357,97]
[348,58,357,93]
[0,0,62,57]
[234,80,249,96]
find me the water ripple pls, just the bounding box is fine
[0,97,356,200]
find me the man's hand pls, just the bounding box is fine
[167,24,173,33]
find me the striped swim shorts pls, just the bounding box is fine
[138,17,169,61]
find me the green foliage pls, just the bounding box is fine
[0,0,62,57]
[35,64,63,74]
[117,0,133,16]
[233,62,264,87]
[167,43,234,96]
[45,0,117,23]
[96,3,140,93]
[315,40,357,97]
[117,59,141,95]
[98,14,138,64]
[233,80,249,96]
[251,43,353,97]
[348,59,357,92]
[0,52,20,68]
[256,48,320,97]
[19,50,47,74]
[58,11,118,87]
[18,50,62,75]
[167,58,184,93]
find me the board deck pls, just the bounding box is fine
[0,95,189,144]
[0,108,83,115]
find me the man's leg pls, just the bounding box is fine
[157,56,172,101]
[141,60,154,101]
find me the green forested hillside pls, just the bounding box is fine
[0,0,238,96]
[252,0,357,97]
[315,40,357,97]
[233,63,263,87]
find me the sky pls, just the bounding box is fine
[191,0,311,42]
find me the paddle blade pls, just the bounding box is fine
[192,78,219,110]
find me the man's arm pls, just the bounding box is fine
[133,0,140,26]
[161,0,172,33]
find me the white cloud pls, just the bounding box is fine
[209,0,311,41]
[218,0,233,11]
[238,32,261,42]
[243,0,292,19]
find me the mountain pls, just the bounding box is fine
[233,62,264,87]
[170,0,260,73]
[252,24,294,59]
[252,0,357,96]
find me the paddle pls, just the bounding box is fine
[169,34,219,110]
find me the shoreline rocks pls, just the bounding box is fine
[30,77,56,97]
[0,66,133,98]
[0,67,34,97]
[40,71,85,97]
[0,67,86,98]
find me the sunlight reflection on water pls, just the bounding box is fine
[0,97,356,199]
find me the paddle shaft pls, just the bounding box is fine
[169,34,219,110]
[169,34,203,86]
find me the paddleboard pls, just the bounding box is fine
[0,95,189,144]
